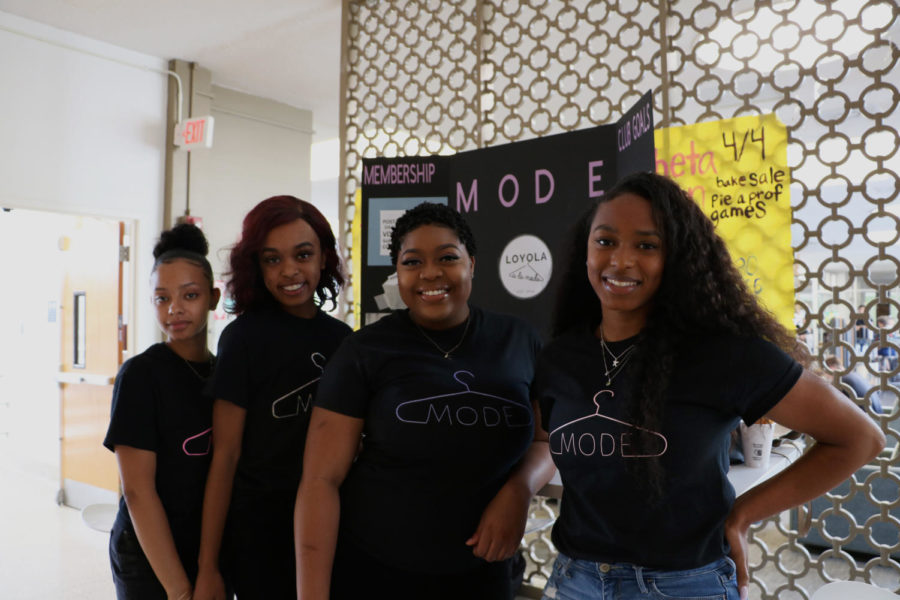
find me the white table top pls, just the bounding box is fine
[728,436,805,496]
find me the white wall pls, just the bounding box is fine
[186,85,314,281]
[310,136,342,236]
[310,137,344,319]
[0,11,168,354]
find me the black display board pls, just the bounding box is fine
[360,91,654,338]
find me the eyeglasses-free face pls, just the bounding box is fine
[152,258,218,343]
[259,218,325,318]
[396,224,475,331]
[587,193,666,338]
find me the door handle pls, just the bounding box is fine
[56,372,115,385]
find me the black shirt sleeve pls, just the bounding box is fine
[206,319,252,408]
[316,335,369,419]
[103,356,159,453]
[736,336,803,425]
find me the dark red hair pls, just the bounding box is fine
[225,195,343,314]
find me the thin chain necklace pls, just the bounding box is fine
[599,328,636,386]
[602,335,636,368]
[181,353,213,381]
[414,314,471,359]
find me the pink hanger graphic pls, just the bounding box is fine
[549,390,668,458]
[182,427,212,456]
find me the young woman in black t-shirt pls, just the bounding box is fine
[534,172,884,600]
[295,202,555,600]
[193,196,351,600]
[104,224,221,600]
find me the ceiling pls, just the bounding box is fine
[0,0,343,141]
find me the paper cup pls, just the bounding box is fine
[740,422,774,469]
[381,272,405,310]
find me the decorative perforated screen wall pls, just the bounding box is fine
[338,1,899,597]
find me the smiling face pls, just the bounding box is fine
[587,193,666,337]
[396,224,475,330]
[152,258,219,344]
[259,218,325,318]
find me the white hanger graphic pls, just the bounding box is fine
[271,352,326,419]
[395,370,532,427]
[549,390,668,457]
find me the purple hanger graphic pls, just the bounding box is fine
[271,352,326,419]
[395,370,531,428]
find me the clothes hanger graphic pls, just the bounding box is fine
[183,427,212,456]
[271,352,326,419]
[395,370,532,427]
[549,390,668,457]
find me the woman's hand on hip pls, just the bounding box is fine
[724,505,750,600]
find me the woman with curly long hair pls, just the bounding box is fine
[193,196,352,600]
[534,172,884,600]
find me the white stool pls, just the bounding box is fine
[811,581,898,599]
[81,502,117,532]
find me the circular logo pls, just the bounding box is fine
[498,234,553,299]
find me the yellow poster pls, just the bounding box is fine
[352,188,363,330]
[655,114,794,329]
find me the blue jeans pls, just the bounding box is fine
[542,553,740,600]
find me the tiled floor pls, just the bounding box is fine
[0,455,115,599]
[0,454,536,599]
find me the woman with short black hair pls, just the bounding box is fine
[295,202,554,600]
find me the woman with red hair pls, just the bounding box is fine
[194,196,351,600]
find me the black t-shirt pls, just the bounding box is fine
[534,327,802,569]
[206,307,351,504]
[103,342,215,569]
[315,305,541,574]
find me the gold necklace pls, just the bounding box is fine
[413,314,471,359]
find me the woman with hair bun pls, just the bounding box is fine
[194,196,352,600]
[104,223,222,599]
[534,171,884,600]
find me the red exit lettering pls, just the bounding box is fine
[183,120,204,145]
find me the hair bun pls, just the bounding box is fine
[153,223,209,259]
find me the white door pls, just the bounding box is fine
[57,215,124,508]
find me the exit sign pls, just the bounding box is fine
[174,115,214,150]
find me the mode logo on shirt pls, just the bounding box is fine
[550,390,667,458]
[395,370,531,428]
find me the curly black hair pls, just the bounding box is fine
[153,223,214,290]
[552,171,808,496]
[388,202,477,265]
